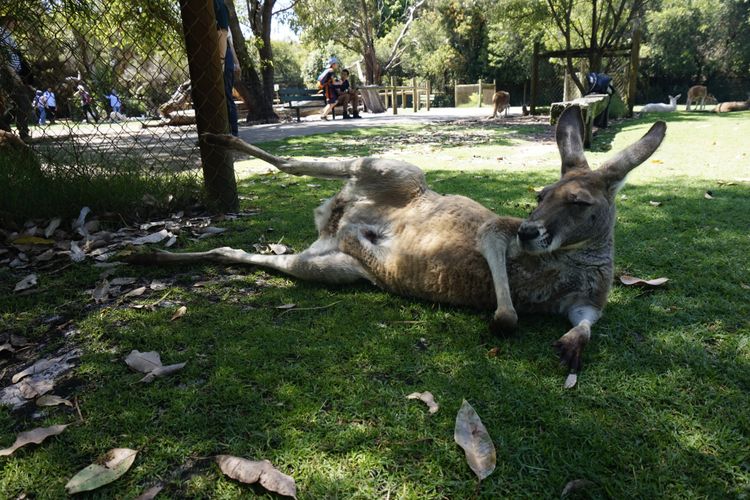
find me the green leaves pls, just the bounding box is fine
[65,448,138,494]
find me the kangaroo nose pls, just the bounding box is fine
[518,223,540,242]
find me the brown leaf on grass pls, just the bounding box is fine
[69,241,86,262]
[268,243,290,255]
[44,217,62,238]
[0,424,69,456]
[12,357,60,383]
[134,484,164,500]
[619,275,669,287]
[648,201,662,207]
[0,342,15,354]
[704,192,714,200]
[216,455,297,498]
[454,400,496,481]
[14,274,37,292]
[561,479,595,497]
[487,347,500,357]
[36,394,74,407]
[139,363,186,383]
[18,379,54,399]
[275,303,296,310]
[65,448,138,494]
[170,305,187,321]
[125,350,162,373]
[125,350,186,383]
[123,286,147,298]
[406,391,439,414]
[110,277,137,286]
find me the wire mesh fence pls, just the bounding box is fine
[0,1,211,178]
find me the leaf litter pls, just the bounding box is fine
[216,455,297,498]
[65,448,138,494]
[0,424,69,456]
[125,350,186,383]
[619,275,669,287]
[454,400,496,481]
[406,391,439,414]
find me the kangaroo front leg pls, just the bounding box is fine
[478,224,517,334]
[553,305,602,388]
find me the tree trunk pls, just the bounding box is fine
[258,0,276,109]
[225,0,278,122]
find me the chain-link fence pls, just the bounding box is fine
[0,1,216,177]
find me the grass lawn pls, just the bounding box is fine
[1,111,749,498]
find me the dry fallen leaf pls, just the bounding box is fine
[648,201,662,207]
[406,391,439,414]
[704,192,714,199]
[12,235,54,246]
[44,217,62,238]
[14,273,38,293]
[275,303,296,310]
[487,347,500,357]
[268,243,289,255]
[561,478,595,497]
[18,379,54,399]
[454,400,496,481]
[564,373,578,389]
[139,363,187,383]
[69,241,86,262]
[125,350,163,373]
[619,275,669,287]
[0,424,69,456]
[36,394,74,407]
[13,357,60,383]
[170,305,187,321]
[92,279,110,303]
[123,286,147,298]
[0,342,15,354]
[216,455,297,498]
[65,448,138,494]
[132,229,170,245]
[134,484,164,500]
[125,350,186,383]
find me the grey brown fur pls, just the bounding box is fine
[138,106,666,387]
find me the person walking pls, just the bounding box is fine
[43,87,56,124]
[76,85,97,123]
[106,89,123,120]
[32,89,46,125]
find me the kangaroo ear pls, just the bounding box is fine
[556,105,589,176]
[599,121,667,189]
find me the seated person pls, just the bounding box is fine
[332,69,361,119]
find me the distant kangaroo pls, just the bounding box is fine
[134,107,666,388]
[489,91,510,118]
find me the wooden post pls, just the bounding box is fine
[426,80,431,111]
[401,86,406,110]
[179,0,238,212]
[454,80,458,108]
[413,77,418,112]
[530,41,540,115]
[626,20,642,118]
[391,77,397,115]
[477,78,482,107]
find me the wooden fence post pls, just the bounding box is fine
[426,80,431,111]
[413,77,418,112]
[627,19,642,118]
[391,77,397,115]
[477,78,482,107]
[179,0,238,212]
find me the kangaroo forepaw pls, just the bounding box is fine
[488,308,518,336]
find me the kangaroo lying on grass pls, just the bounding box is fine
[136,106,666,388]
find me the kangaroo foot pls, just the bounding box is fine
[552,324,589,388]
[488,307,518,336]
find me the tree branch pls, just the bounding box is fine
[383,0,425,69]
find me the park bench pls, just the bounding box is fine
[278,87,336,122]
[550,93,610,148]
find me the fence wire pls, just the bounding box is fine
[0,1,226,179]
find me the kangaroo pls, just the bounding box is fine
[686,85,708,111]
[489,91,510,118]
[640,94,681,114]
[135,106,666,388]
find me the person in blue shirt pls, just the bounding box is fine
[106,90,122,118]
[318,57,339,120]
[332,69,361,119]
[32,89,46,125]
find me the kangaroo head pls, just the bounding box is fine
[517,105,666,254]
[669,94,681,105]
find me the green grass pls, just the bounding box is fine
[1,111,749,498]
